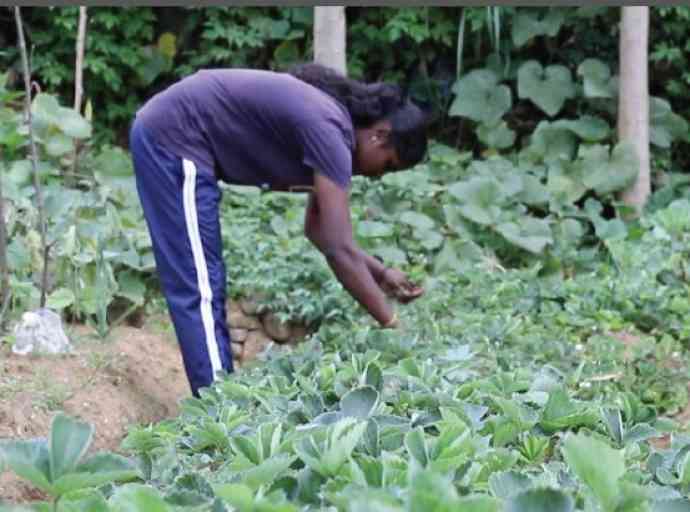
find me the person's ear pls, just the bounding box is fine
[372,127,391,146]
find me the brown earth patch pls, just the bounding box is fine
[0,318,190,504]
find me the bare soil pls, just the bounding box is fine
[0,317,190,504]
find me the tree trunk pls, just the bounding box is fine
[0,161,9,325]
[314,6,347,75]
[70,6,88,180]
[15,6,49,308]
[618,6,650,216]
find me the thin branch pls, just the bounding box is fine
[14,6,49,308]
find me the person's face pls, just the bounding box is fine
[354,120,403,179]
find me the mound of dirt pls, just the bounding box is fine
[0,320,190,504]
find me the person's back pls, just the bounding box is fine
[130,63,429,398]
[136,69,355,189]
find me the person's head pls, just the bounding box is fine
[289,63,429,179]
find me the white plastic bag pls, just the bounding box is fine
[12,308,71,355]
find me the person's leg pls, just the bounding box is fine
[130,119,233,396]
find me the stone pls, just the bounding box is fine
[12,308,72,355]
[242,331,274,361]
[231,342,244,361]
[262,313,292,342]
[228,310,262,330]
[240,296,266,316]
[290,324,311,342]
[229,328,248,343]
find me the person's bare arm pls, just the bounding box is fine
[305,192,387,283]
[304,176,394,326]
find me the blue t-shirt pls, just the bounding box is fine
[136,69,354,190]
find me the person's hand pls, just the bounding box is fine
[380,268,425,304]
[380,311,399,329]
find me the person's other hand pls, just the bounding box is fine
[381,268,425,304]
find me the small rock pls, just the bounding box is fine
[290,324,311,342]
[242,331,273,361]
[240,297,265,316]
[231,342,244,360]
[228,310,262,330]
[262,313,292,342]
[229,328,248,342]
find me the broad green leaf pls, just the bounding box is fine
[45,133,73,157]
[528,122,577,164]
[546,160,587,204]
[517,174,549,206]
[49,414,94,482]
[553,116,611,142]
[650,97,690,148]
[448,177,504,226]
[58,489,109,512]
[505,488,574,512]
[213,483,254,509]
[115,271,146,306]
[512,8,565,47]
[0,440,54,494]
[539,388,599,433]
[413,228,444,250]
[364,362,384,392]
[477,121,516,149]
[450,69,512,125]
[242,454,296,490]
[577,59,615,98]
[357,221,394,238]
[231,436,260,465]
[653,499,690,512]
[109,483,170,512]
[46,288,76,310]
[455,495,500,512]
[400,211,435,231]
[496,218,553,254]
[407,466,459,512]
[372,245,407,265]
[341,386,379,419]
[518,60,575,117]
[57,107,91,139]
[562,433,625,511]
[405,429,429,467]
[52,452,138,496]
[579,141,639,195]
[488,470,532,499]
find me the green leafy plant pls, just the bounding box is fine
[0,413,139,507]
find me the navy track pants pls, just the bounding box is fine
[129,118,233,396]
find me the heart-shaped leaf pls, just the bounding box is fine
[512,8,566,47]
[518,60,575,116]
[577,58,615,98]
[449,177,505,226]
[477,121,516,149]
[552,116,611,142]
[450,69,512,125]
[578,142,639,195]
[496,217,553,254]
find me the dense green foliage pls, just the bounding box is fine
[3,197,690,509]
[2,6,690,511]
[2,7,690,162]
